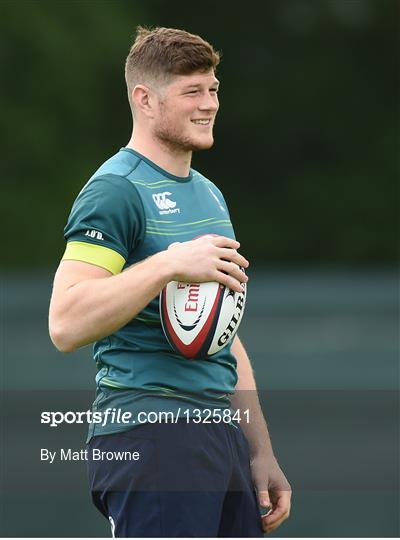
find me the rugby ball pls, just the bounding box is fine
[160,277,246,359]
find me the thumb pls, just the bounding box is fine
[257,489,271,510]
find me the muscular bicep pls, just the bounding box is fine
[50,260,112,317]
[54,259,112,290]
[48,259,114,351]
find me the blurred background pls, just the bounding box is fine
[1,0,398,537]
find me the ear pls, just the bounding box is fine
[131,84,156,119]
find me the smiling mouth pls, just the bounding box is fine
[191,119,212,125]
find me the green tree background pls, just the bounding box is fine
[2,0,398,268]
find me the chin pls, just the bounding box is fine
[192,136,214,151]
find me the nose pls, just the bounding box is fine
[198,92,219,112]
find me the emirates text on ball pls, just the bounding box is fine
[179,282,201,312]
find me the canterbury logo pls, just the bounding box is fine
[152,192,176,210]
[152,192,181,215]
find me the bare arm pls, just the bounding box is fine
[49,252,171,352]
[231,334,275,456]
[49,235,249,353]
[231,335,291,534]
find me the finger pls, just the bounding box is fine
[263,514,289,534]
[261,491,291,533]
[268,490,291,516]
[263,498,291,527]
[213,236,240,249]
[263,507,289,527]
[215,270,245,293]
[219,248,249,268]
[167,242,180,250]
[262,499,290,529]
[257,489,271,510]
[263,510,290,533]
[217,261,248,284]
[264,504,290,524]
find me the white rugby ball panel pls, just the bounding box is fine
[160,278,247,360]
[160,281,225,359]
[165,281,220,345]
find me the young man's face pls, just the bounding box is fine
[153,70,220,153]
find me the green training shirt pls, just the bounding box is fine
[63,148,239,439]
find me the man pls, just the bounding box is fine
[49,26,291,537]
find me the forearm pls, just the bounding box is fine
[50,235,248,353]
[231,341,291,529]
[231,336,275,458]
[49,251,172,351]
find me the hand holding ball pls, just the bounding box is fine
[160,236,247,359]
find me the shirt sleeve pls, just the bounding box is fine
[62,174,145,274]
[207,181,236,238]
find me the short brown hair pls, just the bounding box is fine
[125,26,220,103]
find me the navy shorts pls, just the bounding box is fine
[87,420,263,537]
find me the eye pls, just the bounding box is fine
[185,90,198,95]
[210,88,219,93]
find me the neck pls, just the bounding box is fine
[126,127,192,178]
